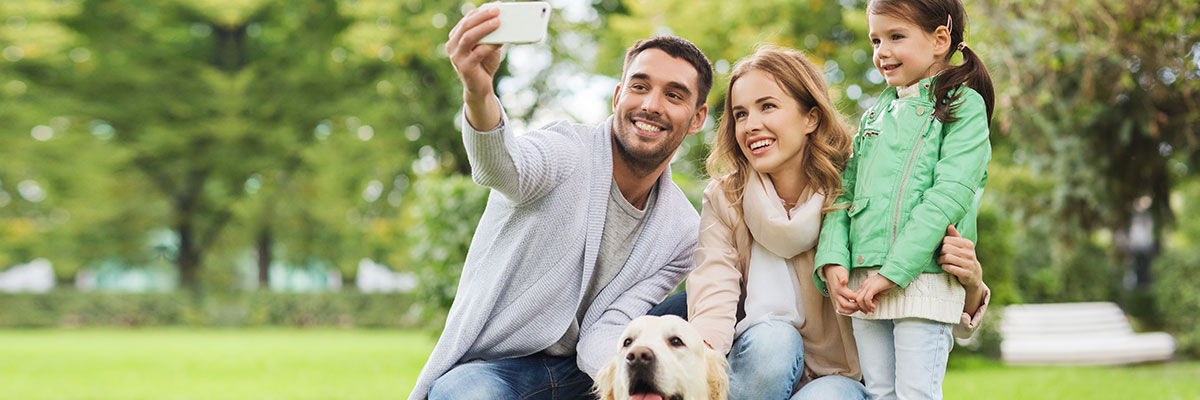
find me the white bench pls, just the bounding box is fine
[999,302,1175,365]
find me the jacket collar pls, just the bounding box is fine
[885,76,937,102]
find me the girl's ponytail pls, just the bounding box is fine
[932,42,995,124]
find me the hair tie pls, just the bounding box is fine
[957,42,968,52]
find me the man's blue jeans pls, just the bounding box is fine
[427,352,593,400]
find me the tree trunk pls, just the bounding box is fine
[257,228,272,288]
[177,220,202,292]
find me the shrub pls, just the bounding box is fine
[0,291,421,329]
[401,174,489,321]
[1152,247,1200,357]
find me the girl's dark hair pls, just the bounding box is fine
[869,0,994,124]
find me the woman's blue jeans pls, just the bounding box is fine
[649,292,865,400]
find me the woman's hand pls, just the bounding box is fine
[937,225,982,291]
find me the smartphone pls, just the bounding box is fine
[477,2,551,45]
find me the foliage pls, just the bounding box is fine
[1152,179,1200,357]
[0,291,421,328]
[973,202,1020,305]
[1152,246,1200,357]
[0,0,493,289]
[975,0,1200,275]
[399,174,490,322]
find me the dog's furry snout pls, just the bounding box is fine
[626,346,656,366]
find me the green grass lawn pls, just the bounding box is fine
[0,329,438,400]
[1,329,1197,399]
[944,355,1200,399]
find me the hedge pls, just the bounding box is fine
[0,291,426,329]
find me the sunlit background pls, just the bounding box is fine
[1,0,1199,398]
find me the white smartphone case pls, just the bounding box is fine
[478,2,551,44]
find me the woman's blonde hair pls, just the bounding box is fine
[706,45,854,214]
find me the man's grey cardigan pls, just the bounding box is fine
[409,108,700,399]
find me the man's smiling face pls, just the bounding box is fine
[611,49,707,174]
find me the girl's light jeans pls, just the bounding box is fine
[851,317,953,400]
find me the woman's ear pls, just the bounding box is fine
[804,107,820,136]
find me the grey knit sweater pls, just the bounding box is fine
[408,108,700,399]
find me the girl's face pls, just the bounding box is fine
[730,69,818,178]
[868,12,946,87]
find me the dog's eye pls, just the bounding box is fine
[668,336,684,347]
[623,338,633,347]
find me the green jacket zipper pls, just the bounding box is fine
[891,114,936,245]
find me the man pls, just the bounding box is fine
[411,6,713,400]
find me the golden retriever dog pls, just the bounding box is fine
[594,315,729,400]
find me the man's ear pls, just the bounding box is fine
[612,84,622,112]
[932,25,952,58]
[687,103,709,135]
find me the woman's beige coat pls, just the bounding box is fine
[687,180,862,382]
[686,179,990,384]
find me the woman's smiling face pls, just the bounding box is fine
[730,69,818,177]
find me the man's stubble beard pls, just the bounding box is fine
[612,115,692,178]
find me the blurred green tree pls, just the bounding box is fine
[976,0,1200,290]
[0,0,496,290]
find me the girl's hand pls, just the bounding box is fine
[937,225,982,291]
[855,274,897,313]
[822,264,860,314]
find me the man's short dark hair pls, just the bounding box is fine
[622,36,714,107]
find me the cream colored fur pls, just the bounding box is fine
[594,315,729,400]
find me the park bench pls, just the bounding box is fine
[999,302,1175,365]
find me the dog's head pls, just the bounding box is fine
[594,315,729,400]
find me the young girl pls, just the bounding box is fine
[681,45,991,400]
[814,0,995,398]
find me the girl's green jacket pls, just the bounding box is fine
[814,76,991,295]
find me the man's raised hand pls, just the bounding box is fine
[446,7,504,130]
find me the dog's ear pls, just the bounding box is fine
[704,348,730,400]
[594,355,618,400]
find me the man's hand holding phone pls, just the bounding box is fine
[446,7,505,130]
[447,3,551,131]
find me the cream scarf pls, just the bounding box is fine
[734,172,825,336]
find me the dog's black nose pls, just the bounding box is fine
[626,346,655,366]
